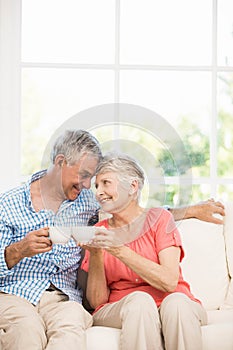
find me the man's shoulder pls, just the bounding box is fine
[0,184,26,204]
[72,189,100,212]
[0,185,27,218]
[78,189,98,203]
[0,171,35,204]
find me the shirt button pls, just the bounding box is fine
[135,278,139,282]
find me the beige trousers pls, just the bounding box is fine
[93,291,207,350]
[0,290,93,350]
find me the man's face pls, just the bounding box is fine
[61,154,98,201]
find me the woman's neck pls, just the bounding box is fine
[108,204,146,228]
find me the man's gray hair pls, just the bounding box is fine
[96,152,145,192]
[50,129,102,165]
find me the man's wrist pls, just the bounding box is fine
[5,242,23,269]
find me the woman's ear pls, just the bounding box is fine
[129,180,138,195]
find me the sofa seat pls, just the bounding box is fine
[201,322,233,350]
[1,202,233,349]
[86,327,120,350]
[85,309,233,350]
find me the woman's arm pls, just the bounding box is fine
[85,248,110,309]
[106,245,180,293]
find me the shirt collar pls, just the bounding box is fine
[26,170,47,211]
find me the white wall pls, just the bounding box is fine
[0,0,21,192]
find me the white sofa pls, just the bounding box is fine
[86,202,233,350]
[1,203,233,350]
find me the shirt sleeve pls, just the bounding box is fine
[152,209,185,261]
[0,248,16,278]
[0,208,16,278]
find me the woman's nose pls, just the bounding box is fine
[96,185,104,196]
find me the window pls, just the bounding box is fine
[0,0,233,206]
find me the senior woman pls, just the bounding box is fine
[81,153,207,350]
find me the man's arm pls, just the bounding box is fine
[5,228,52,269]
[169,199,225,224]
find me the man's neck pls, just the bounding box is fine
[31,172,65,213]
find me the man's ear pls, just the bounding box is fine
[54,154,65,167]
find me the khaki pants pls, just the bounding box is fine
[0,290,93,350]
[93,291,207,350]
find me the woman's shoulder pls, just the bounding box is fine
[146,206,172,221]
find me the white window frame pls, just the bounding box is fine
[0,0,233,198]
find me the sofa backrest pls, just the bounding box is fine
[221,202,233,309]
[177,217,229,310]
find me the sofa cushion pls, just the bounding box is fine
[221,202,233,309]
[86,326,120,350]
[201,323,233,350]
[85,322,233,350]
[177,218,229,310]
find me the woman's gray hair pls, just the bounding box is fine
[96,152,145,193]
[50,129,102,165]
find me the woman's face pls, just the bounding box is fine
[95,171,132,214]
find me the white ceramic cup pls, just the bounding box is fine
[71,226,96,244]
[48,226,72,244]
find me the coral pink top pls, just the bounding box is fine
[81,208,200,312]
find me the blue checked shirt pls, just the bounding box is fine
[0,170,100,305]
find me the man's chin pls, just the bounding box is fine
[67,191,81,201]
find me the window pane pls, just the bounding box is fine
[21,68,114,175]
[120,70,211,176]
[147,183,211,207]
[218,0,233,66]
[218,185,233,202]
[92,123,193,207]
[191,184,211,203]
[22,0,115,63]
[217,72,233,177]
[120,0,212,65]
